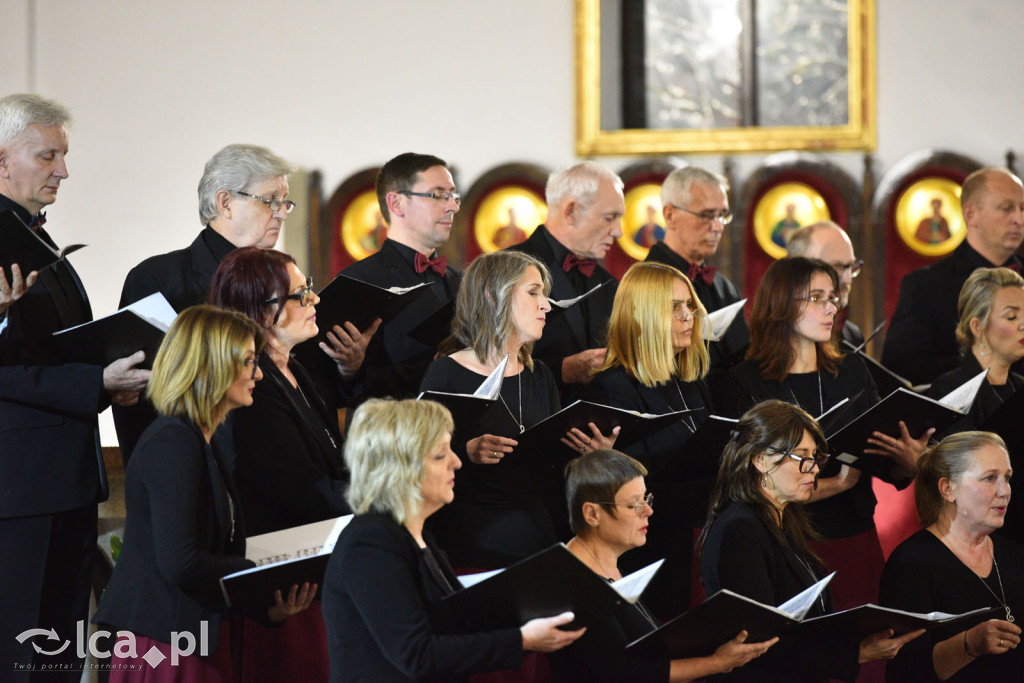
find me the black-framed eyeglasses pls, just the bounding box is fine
[397,190,462,206]
[669,204,733,225]
[671,299,699,321]
[595,492,654,516]
[798,294,841,308]
[829,259,864,278]
[265,277,315,307]
[768,447,828,474]
[244,354,261,380]
[234,190,297,214]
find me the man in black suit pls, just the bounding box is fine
[113,144,296,462]
[508,161,624,400]
[787,221,866,349]
[0,93,150,682]
[646,166,750,370]
[882,167,1024,385]
[333,152,463,402]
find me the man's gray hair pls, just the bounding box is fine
[546,161,623,210]
[197,144,294,225]
[660,166,728,208]
[0,94,71,148]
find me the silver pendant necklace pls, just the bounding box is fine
[498,365,525,433]
[786,369,824,416]
[943,534,1015,623]
[673,379,699,433]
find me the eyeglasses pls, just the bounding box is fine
[671,299,699,321]
[768,447,829,474]
[799,294,841,308]
[828,259,864,278]
[596,492,654,516]
[669,204,733,225]
[244,354,261,380]
[398,190,462,207]
[265,277,315,307]
[234,190,297,214]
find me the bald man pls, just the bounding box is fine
[787,221,865,349]
[882,167,1024,385]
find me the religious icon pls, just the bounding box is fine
[753,182,831,259]
[341,189,389,260]
[473,187,546,253]
[618,183,665,261]
[493,206,529,249]
[895,177,965,257]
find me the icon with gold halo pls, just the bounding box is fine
[474,187,547,253]
[340,190,389,261]
[895,177,964,257]
[617,183,665,261]
[753,183,831,259]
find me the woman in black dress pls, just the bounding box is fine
[323,398,584,682]
[420,250,617,569]
[209,246,350,682]
[699,400,922,683]
[586,261,713,612]
[717,256,931,609]
[548,449,775,682]
[880,431,1023,682]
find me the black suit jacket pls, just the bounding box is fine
[882,241,1023,385]
[232,355,351,536]
[839,318,864,349]
[92,416,252,652]
[328,239,462,405]
[700,501,860,683]
[645,241,750,370]
[112,227,237,462]
[323,513,522,682]
[0,197,106,518]
[509,225,618,398]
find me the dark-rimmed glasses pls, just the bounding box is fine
[767,447,828,473]
[669,204,733,225]
[596,492,654,516]
[265,277,314,307]
[243,354,261,380]
[234,190,297,214]
[398,190,462,206]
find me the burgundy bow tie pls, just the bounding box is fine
[563,253,597,277]
[687,262,717,286]
[1007,262,1021,274]
[414,252,447,277]
[29,212,47,232]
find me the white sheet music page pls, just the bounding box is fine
[777,572,835,620]
[937,369,988,414]
[706,299,747,342]
[611,559,665,603]
[474,354,510,400]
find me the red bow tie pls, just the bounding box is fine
[1007,262,1021,274]
[29,212,47,232]
[414,252,447,277]
[563,253,597,277]
[687,262,717,286]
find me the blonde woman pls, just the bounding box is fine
[323,398,584,682]
[585,261,712,612]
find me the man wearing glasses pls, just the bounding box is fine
[787,221,866,349]
[113,143,295,463]
[333,152,463,403]
[646,166,750,370]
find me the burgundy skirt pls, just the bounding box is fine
[108,621,233,683]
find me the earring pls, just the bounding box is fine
[591,521,598,527]
[979,342,990,356]
[760,472,775,490]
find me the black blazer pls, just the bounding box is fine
[112,227,237,461]
[928,352,1024,433]
[508,225,618,396]
[700,501,860,683]
[323,513,522,682]
[0,196,106,518]
[330,239,462,404]
[645,241,750,370]
[232,355,351,535]
[882,241,1023,386]
[93,415,253,653]
[717,355,882,539]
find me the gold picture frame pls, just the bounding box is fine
[618,183,665,261]
[575,0,877,156]
[752,182,832,259]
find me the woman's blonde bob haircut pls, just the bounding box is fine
[344,398,455,525]
[451,250,552,371]
[955,267,1024,354]
[147,304,265,434]
[601,262,709,385]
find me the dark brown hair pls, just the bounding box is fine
[565,449,648,536]
[747,256,843,381]
[208,246,296,328]
[375,152,449,222]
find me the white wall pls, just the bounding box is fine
[2,0,1022,443]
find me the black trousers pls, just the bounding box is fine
[0,503,98,683]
